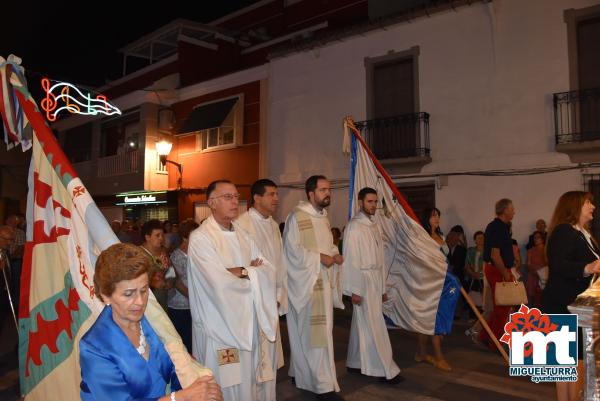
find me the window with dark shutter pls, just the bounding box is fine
[577,16,600,140]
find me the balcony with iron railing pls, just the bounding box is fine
[354,112,431,173]
[98,150,141,177]
[554,88,600,162]
[66,150,144,196]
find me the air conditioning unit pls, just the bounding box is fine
[158,109,174,132]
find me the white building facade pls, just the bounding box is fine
[266,0,600,246]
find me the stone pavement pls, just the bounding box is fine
[275,301,554,401]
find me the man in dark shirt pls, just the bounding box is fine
[479,198,516,346]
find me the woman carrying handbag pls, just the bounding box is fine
[542,191,600,401]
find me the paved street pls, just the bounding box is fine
[0,300,554,401]
[276,300,554,401]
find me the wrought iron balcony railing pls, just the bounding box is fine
[554,88,600,144]
[354,112,430,160]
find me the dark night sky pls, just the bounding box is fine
[1,1,257,90]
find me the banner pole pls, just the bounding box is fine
[461,286,508,364]
[1,253,18,333]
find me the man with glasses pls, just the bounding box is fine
[0,225,16,337]
[283,175,345,401]
[188,180,278,401]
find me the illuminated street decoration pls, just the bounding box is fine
[40,78,121,121]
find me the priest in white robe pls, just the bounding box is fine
[343,187,403,384]
[188,180,278,401]
[236,178,287,401]
[283,175,345,401]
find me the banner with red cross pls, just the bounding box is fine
[1,55,212,401]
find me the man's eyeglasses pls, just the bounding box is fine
[210,193,240,201]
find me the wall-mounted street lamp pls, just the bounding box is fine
[156,140,183,190]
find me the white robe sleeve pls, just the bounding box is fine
[331,263,345,310]
[246,239,278,341]
[342,222,366,297]
[283,212,321,312]
[188,231,254,351]
[276,269,289,315]
[274,224,289,316]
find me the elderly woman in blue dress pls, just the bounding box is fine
[79,243,222,401]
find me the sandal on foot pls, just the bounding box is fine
[414,354,435,365]
[433,359,452,372]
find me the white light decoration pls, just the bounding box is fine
[41,78,121,121]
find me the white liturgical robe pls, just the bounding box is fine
[283,201,344,394]
[342,211,400,379]
[188,215,278,401]
[236,207,287,401]
[237,208,288,314]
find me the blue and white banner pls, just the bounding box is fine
[344,118,459,335]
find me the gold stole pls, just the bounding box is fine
[296,208,328,348]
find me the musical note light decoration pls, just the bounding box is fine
[40,78,121,121]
